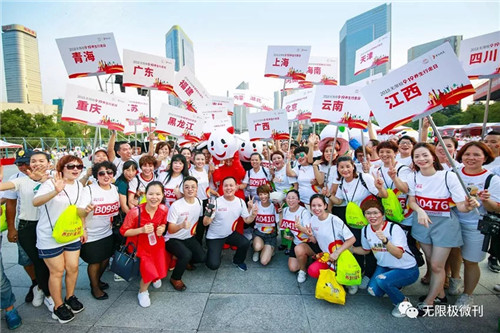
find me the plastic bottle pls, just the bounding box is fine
[148,232,157,246]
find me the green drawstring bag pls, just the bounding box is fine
[382,189,404,223]
[0,204,7,232]
[345,202,368,229]
[49,205,83,243]
[336,250,362,286]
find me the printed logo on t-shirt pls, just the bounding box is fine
[327,240,344,253]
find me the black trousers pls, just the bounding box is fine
[17,220,50,296]
[165,237,206,280]
[206,231,250,270]
[195,199,208,246]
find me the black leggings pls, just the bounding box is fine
[165,237,206,280]
[17,220,50,296]
[206,231,250,270]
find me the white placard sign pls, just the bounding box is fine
[361,43,475,132]
[459,31,500,79]
[243,92,273,111]
[282,89,315,121]
[61,84,127,131]
[156,104,203,142]
[233,91,246,106]
[56,33,123,78]
[247,110,290,141]
[311,85,371,129]
[202,113,232,134]
[122,49,175,94]
[264,46,311,80]
[354,32,391,76]
[211,96,235,116]
[300,56,338,87]
[174,67,210,113]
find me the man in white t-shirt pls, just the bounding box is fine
[107,131,154,178]
[203,177,258,271]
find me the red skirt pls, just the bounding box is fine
[138,239,168,284]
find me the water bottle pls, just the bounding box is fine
[148,232,157,246]
[285,228,293,250]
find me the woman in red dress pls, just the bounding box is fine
[120,181,168,308]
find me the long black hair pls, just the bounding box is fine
[163,154,189,185]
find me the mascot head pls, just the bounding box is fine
[208,127,238,161]
[239,141,263,162]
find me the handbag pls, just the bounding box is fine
[46,182,83,244]
[315,269,346,305]
[111,207,141,281]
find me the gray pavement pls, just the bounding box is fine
[1,234,499,333]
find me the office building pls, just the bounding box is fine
[408,35,462,61]
[52,98,64,115]
[339,4,391,85]
[165,25,195,73]
[2,24,43,104]
[233,81,249,133]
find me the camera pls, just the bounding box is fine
[478,213,500,252]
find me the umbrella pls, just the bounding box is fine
[0,140,22,149]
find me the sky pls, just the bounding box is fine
[1,0,499,106]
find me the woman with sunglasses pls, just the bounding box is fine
[33,155,86,324]
[287,146,322,208]
[78,161,119,300]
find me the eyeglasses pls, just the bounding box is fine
[65,164,84,170]
[98,170,114,177]
[365,211,382,216]
[295,152,306,158]
[399,141,413,146]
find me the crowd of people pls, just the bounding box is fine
[0,123,499,329]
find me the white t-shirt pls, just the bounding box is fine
[10,176,41,221]
[113,156,140,178]
[35,180,84,249]
[408,170,466,217]
[309,213,354,253]
[396,155,412,167]
[441,160,463,171]
[292,164,317,205]
[243,167,271,199]
[272,167,296,193]
[318,164,341,186]
[361,222,416,269]
[128,173,156,197]
[261,160,271,169]
[456,168,500,225]
[206,196,250,239]
[484,156,500,171]
[189,168,210,201]
[156,157,171,173]
[157,173,184,208]
[280,206,311,245]
[254,202,278,234]
[79,183,119,242]
[335,173,379,206]
[166,197,203,240]
[370,159,384,169]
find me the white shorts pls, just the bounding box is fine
[460,222,487,263]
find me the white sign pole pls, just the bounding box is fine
[360,128,367,161]
[324,125,339,187]
[148,90,152,133]
[481,79,493,140]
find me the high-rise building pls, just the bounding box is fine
[233,81,249,134]
[52,98,64,115]
[339,4,391,85]
[407,35,462,62]
[2,24,43,104]
[165,25,195,73]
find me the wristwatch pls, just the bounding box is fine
[382,238,389,245]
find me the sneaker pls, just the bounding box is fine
[347,285,358,295]
[455,293,474,307]
[252,252,260,262]
[152,279,162,289]
[418,295,448,304]
[51,304,74,324]
[392,300,410,318]
[488,257,500,273]
[416,302,434,317]
[494,284,500,292]
[44,296,55,313]
[359,276,370,290]
[234,262,247,272]
[5,308,22,329]
[297,270,307,283]
[138,291,150,308]
[448,277,464,296]
[114,273,126,282]
[64,295,84,314]
[25,284,35,303]
[31,286,45,307]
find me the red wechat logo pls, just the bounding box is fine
[385,83,422,109]
[469,49,498,65]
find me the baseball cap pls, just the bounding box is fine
[15,149,33,164]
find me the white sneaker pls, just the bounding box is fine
[114,273,126,282]
[347,285,359,295]
[138,291,151,308]
[252,252,260,262]
[455,293,474,307]
[297,270,307,283]
[152,279,162,289]
[44,296,55,313]
[359,276,370,290]
[494,284,500,292]
[448,277,464,296]
[392,300,410,318]
[32,286,45,307]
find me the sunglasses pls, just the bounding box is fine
[295,152,306,158]
[98,170,114,177]
[65,164,84,170]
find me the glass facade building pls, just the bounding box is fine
[165,25,195,73]
[407,35,462,61]
[2,24,43,104]
[339,4,391,85]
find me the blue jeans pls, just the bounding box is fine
[0,235,16,309]
[367,264,419,305]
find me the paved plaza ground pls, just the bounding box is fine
[1,233,499,333]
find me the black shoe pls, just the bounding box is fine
[488,257,500,273]
[284,249,290,255]
[51,304,75,323]
[65,295,84,314]
[278,245,286,251]
[91,289,109,300]
[94,281,110,290]
[25,284,35,303]
[418,295,448,304]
